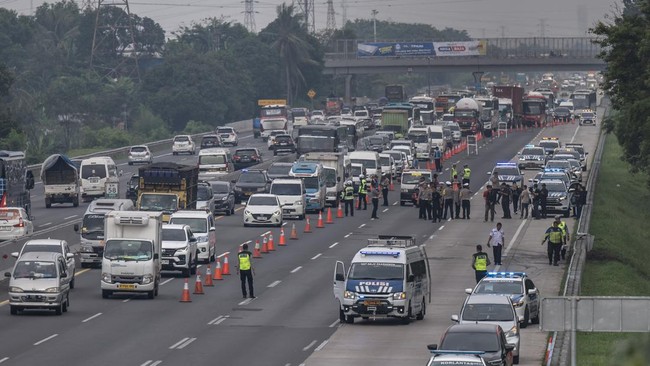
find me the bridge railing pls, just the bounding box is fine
[324,37,602,60]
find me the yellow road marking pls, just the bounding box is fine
[214,206,244,221]
[0,300,8,307]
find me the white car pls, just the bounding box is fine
[169,210,217,264]
[0,208,34,241]
[243,194,283,227]
[128,145,153,165]
[216,127,238,146]
[161,224,199,277]
[11,239,76,289]
[267,130,287,149]
[172,135,196,155]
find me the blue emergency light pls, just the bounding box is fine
[544,168,564,173]
[360,250,400,258]
[524,144,535,148]
[496,162,517,167]
[486,272,525,278]
[241,169,249,173]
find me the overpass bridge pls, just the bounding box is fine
[323,37,604,100]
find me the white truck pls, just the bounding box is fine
[40,154,81,208]
[300,152,350,207]
[101,211,162,299]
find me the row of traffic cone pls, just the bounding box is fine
[179,257,232,302]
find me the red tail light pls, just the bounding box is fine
[252,155,259,160]
[233,156,240,160]
[14,218,24,228]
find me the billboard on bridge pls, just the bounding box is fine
[433,41,487,56]
[357,42,434,57]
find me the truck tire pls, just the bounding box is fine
[147,289,155,299]
[102,290,112,299]
[73,197,79,207]
[45,198,51,208]
[416,300,426,320]
[10,306,19,315]
[345,315,355,324]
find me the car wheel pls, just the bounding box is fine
[154,282,159,297]
[339,307,346,323]
[564,209,570,218]
[190,256,197,275]
[345,315,355,324]
[62,295,69,312]
[10,306,19,315]
[416,300,426,320]
[45,199,51,208]
[400,201,405,206]
[128,162,133,165]
[402,303,412,324]
[147,288,155,299]
[226,208,231,216]
[73,197,79,207]
[70,275,75,289]
[231,206,235,215]
[182,263,191,278]
[521,307,529,328]
[102,290,112,299]
[210,249,216,262]
[531,310,540,324]
[55,302,64,315]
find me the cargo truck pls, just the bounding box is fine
[381,110,409,139]
[40,154,80,208]
[137,163,198,223]
[522,92,548,128]
[101,211,162,299]
[299,152,350,207]
[492,86,524,128]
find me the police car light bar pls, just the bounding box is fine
[542,137,559,140]
[486,272,526,278]
[496,162,517,167]
[544,168,565,172]
[359,250,400,258]
[430,350,486,355]
[524,144,535,148]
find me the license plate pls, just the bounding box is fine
[0,226,11,231]
[162,260,170,265]
[117,284,136,289]
[364,300,381,306]
[260,215,268,220]
[90,178,99,183]
[283,209,291,214]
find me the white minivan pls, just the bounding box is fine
[198,148,234,181]
[348,151,382,178]
[270,178,306,220]
[79,157,118,201]
[427,125,445,151]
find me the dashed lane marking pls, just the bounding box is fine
[64,215,77,220]
[34,334,58,346]
[302,340,317,351]
[268,280,281,288]
[0,358,9,364]
[344,233,351,238]
[328,319,340,328]
[329,242,338,248]
[382,208,389,212]
[358,223,366,228]
[438,225,444,231]
[82,312,102,323]
[311,253,322,260]
[315,340,329,351]
[238,298,252,306]
[290,266,302,274]
[160,278,174,286]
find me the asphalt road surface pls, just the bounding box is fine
[0,116,601,365]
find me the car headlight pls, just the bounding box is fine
[221,196,228,201]
[392,292,407,300]
[294,200,303,206]
[44,287,59,293]
[80,245,94,253]
[196,236,208,243]
[102,273,112,283]
[244,210,252,216]
[9,286,24,293]
[142,274,153,284]
[273,210,281,216]
[344,291,357,299]
[506,325,519,338]
[559,196,567,201]
[257,187,266,192]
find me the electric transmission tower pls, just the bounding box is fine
[326,0,336,31]
[340,0,347,27]
[298,0,315,33]
[244,0,256,33]
[90,0,141,81]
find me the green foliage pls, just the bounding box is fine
[81,126,131,149]
[130,105,170,141]
[0,129,26,150]
[343,19,470,41]
[183,120,212,134]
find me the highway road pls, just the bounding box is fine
[0,116,601,366]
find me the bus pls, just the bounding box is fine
[296,125,349,155]
[409,96,436,125]
[570,89,597,110]
[260,104,290,120]
[289,162,326,212]
[0,150,34,215]
[385,85,405,103]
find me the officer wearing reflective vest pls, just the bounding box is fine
[357,174,368,210]
[462,164,471,186]
[340,180,355,217]
[555,215,570,259]
[237,244,255,298]
[451,164,458,181]
[542,220,564,266]
[472,244,491,283]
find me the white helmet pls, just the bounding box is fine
[345,180,353,186]
[359,174,365,179]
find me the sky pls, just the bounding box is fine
[1,0,620,38]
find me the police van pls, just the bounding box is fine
[334,235,431,324]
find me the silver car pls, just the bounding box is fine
[128,145,153,165]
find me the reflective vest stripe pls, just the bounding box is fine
[474,254,488,271]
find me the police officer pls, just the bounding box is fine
[418,182,432,220]
[462,164,471,186]
[381,174,390,206]
[499,183,512,219]
[472,244,491,283]
[540,183,549,219]
[460,183,472,219]
[555,215,570,259]
[542,220,564,266]
[433,147,443,173]
[452,175,461,219]
[341,180,355,217]
[431,182,442,222]
[450,164,458,181]
[237,244,255,298]
[357,174,367,210]
[443,181,454,220]
[370,181,381,219]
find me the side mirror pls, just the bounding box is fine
[11,252,19,259]
[66,253,74,259]
[4,272,11,277]
[231,180,237,184]
[528,288,537,295]
[426,344,438,351]
[451,314,460,322]
[335,273,345,281]
[585,152,589,155]
[465,288,472,295]
[73,224,79,232]
[153,253,159,260]
[209,226,216,232]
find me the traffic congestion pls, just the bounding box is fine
[0,72,603,366]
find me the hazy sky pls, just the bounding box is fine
[2,0,619,38]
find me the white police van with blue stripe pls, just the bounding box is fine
[334,235,431,324]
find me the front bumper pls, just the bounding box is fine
[8,291,65,309]
[281,203,304,217]
[506,335,520,356]
[197,242,211,261]
[518,160,544,170]
[243,213,282,225]
[342,297,408,318]
[161,253,190,271]
[101,281,155,292]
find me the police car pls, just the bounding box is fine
[565,143,587,171]
[517,145,546,170]
[466,272,540,328]
[538,137,561,155]
[577,109,596,126]
[487,163,524,185]
[538,179,573,217]
[530,168,574,187]
[425,350,488,366]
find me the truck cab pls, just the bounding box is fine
[137,163,199,223]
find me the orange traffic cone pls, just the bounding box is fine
[337,202,344,218]
[193,272,204,295]
[317,211,325,228]
[213,260,223,280]
[326,208,334,224]
[222,255,231,275]
[365,194,369,204]
[279,228,287,246]
[179,278,192,302]
[304,217,312,233]
[268,233,275,251]
[389,180,394,191]
[261,235,269,253]
[253,239,262,258]
[204,265,214,287]
[290,223,299,239]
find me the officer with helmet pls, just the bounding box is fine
[357,174,368,210]
[341,180,355,216]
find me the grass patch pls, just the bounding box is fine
[576,133,650,364]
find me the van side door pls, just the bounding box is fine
[333,261,346,304]
[58,258,70,290]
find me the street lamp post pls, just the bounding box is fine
[371,10,378,42]
[427,57,432,97]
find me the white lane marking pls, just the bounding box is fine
[494,219,527,271]
[570,124,581,143]
[344,233,351,238]
[169,337,189,349]
[214,317,227,325]
[160,278,174,286]
[429,234,435,240]
[82,312,103,323]
[64,215,77,220]
[311,253,322,260]
[438,225,444,231]
[268,280,281,288]
[382,208,389,212]
[39,222,52,227]
[290,266,302,273]
[392,201,398,206]
[176,337,197,349]
[315,340,329,351]
[208,315,224,325]
[0,357,9,363]
[122,298,131,303]
[150,362,163,366]
[217,252,230,258]
[34,334,58,346]
[302,340,317,351]
[358,223,366,228]
[238,298,252,306]
[328,319,340,328]
[329,242,338,248]
[261,231,271,236]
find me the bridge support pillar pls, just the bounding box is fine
[344,74,353,105]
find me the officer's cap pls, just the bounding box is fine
[445,181,452,186]
[463,183,469,187]
[554,215,561,220]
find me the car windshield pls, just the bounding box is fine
[13,261,58,279]
[129,176,139,187]
[131,146,147,153]
[81,214,105,239]
[238,173,266,184]
[197,185,212,200]
[462,303,515,322]
[170,218,207,233]
[248,196,278,206]
[81,165,107,179]
[351,159,376,169]
[408,134,428,143]
[521,148,544,156]
[271,183,302,195]
[555,107,570,114]
[217,128,233,134]
[475,281,523,295]
[199,155,226,165]
[494,167,520,176]
[539,141,559,149]
[348,263,404,280]
[202,137,219,144]
[162,228,188,241]
[380,157,391,166]
[210,183,230,194]
[0,209,20,220]
[351,166,363,176]
[582,113,595,118]
[546,161,570,170]
[303,177,320,190]
[402,173,426,184]
[139,194,177,211]
[21,245,62,255]
[174,136,189,142]
[104,240,153,261]
[430,131,443,139]
[440,332,500,353]
[386,152,402,161]
[236,149,257,157]
[267,164,292,176]
[448,124,460,131]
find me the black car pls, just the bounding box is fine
[126,174,139,202]
[210,181,236,215]
[430,324,515,366]
[367,135,389,152]
[266,162,294,180]
[233,169,271,203]
[271,134,296,155]
[200,134,223,149]
[553,107,572,122]
[233,148,263,170]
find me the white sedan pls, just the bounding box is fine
[0,208,34,241]
[243,194,283,227]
